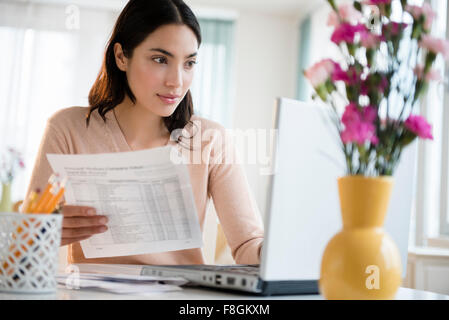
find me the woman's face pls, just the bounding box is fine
[115,24,199,117]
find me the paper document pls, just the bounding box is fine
[56,272,188,294]
[47,146,203,258]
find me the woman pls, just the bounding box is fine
[25,0,264,265]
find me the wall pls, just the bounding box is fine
[231,10,299,219]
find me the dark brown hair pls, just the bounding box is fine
[86,0,201,135]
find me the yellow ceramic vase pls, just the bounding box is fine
[319,176,402,300]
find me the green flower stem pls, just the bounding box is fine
[327,0,337,11]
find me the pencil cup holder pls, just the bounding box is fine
[0,212,62,293]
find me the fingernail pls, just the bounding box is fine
[100,226,107,232]
[87,209,96,215]
[99,217,108,224]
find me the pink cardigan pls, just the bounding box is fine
[25,107,264,265]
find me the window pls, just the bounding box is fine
[0,1,114,203]
[192,18,236,128]
[432,0,449,238]
[414,0,449,245]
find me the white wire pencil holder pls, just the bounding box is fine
[0,212,62,293]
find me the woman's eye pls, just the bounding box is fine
[186,60,197,69]
[153,57,167,64]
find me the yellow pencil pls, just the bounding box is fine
[43,178,67,214]
[32,174,57,213]
[23,189,41,214]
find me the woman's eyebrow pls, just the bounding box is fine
[149,48,197,58]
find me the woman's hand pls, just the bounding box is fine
[61,205,109,246]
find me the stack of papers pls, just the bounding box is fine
[57,272,189,295]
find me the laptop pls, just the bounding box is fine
[139,98,416,296]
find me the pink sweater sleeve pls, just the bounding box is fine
[23,120,69,210]
[208,131,264,265]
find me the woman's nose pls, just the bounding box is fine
[165,66,183,88]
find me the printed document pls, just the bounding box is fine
[56,271,189,294]
[47,146,203,258]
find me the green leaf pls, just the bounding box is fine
[316,84,328,101]
[366,49,375,67]
[411,22,422,39]
[325,79,336,94]
[385,3,392,18]
[399,130,417,148]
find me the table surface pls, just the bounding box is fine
[1,286,448,300]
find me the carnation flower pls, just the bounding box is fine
[341,104,379,145]
[331,23,368,44]
[382,22,408,37]
[405,3,436,31]
[304,59,336,88]
[360,33,383,49]
[419,34,449,60]
[327,3,363,27]
[404,115,433,140]
[363,0,391,4]
[414,65,442,81]
[332,65,359,85]
[0,147,25,184]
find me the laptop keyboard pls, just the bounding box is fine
[160,264,260,276]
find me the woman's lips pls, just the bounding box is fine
[157,94,179,104]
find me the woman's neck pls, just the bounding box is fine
[113,95,170,150]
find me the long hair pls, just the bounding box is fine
[86,0,201,135]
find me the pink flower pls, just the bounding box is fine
[332,66,359,85]
[405,3,436,31]
[342,103,362,124]
[1,147,25,183]
[341,104,379,145]
[362,0,391,16]
[331,23,367,44]
[363,105,378,123]
[419,35,449,60]
[404,115,433,140]
[327,4,363,27]
[332,64,349,82]
[327,11,339,28]
[360,33,383,49]
[363,0,391,4]
[304,59,336,88]
[414,65,442,81]
[383,22,408,36]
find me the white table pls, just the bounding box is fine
[1,286,448,300]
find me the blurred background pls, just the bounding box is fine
[0,0,448,294]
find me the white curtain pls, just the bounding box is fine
[415,0,448,240]
[191,18,236,128]
[0,1,116,202]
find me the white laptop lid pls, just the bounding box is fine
[259,98,415,281]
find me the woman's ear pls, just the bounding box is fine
[114,43,128,71]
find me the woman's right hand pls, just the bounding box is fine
[61,205,109,246]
